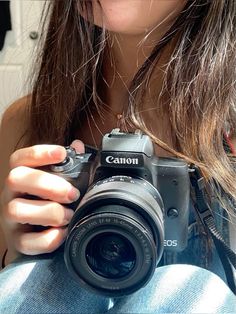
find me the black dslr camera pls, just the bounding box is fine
[49,129,190,297]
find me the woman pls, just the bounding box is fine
[0,0,235,312]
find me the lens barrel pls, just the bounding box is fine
[64,176,164,297]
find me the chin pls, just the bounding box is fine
[92,0,186,37]
[92,0,152,36]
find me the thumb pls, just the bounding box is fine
[70,139,85,154]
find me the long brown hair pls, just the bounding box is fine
[25,0,236,217]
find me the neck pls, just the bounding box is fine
[100,28,176,114]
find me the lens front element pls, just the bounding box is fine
[86,232,136,279]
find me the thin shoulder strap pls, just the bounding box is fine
[190,165,236,295]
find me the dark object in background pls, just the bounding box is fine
[0,1,12,51]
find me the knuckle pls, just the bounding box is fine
[49,203,65,226]
[24,147,36,161]
[5,199,19,221]
[6,168,18,189]
[6,166,27,190]
[26,145,43,161]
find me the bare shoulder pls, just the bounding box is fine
[0,95,31,190]
[1,95,31,130]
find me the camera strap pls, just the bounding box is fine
[190,165,236,295]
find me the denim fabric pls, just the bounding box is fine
[0,251,235,314]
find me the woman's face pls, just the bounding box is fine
[91,0,187,36]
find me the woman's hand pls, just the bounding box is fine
[0,140,84,256]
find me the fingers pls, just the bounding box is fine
[14,227,68,255]
[9,145,67,169]
[3,141,85,256]
[5,198,74,227]
[9,141,85,170]
[6,167,80,204]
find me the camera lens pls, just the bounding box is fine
[86,232,136,279]
[65,176,164,296]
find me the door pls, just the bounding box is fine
[0,0,44,116]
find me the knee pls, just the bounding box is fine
[109,264,236,313]
[0,255,111,313]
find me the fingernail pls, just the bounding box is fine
[68,187,80,202]
[64,209,74,223]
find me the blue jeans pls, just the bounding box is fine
[0,250,235,313]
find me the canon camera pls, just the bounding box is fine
[49,129,191,296]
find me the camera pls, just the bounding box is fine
[49,129,190,297]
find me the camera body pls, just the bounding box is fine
[50,129,190,296]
